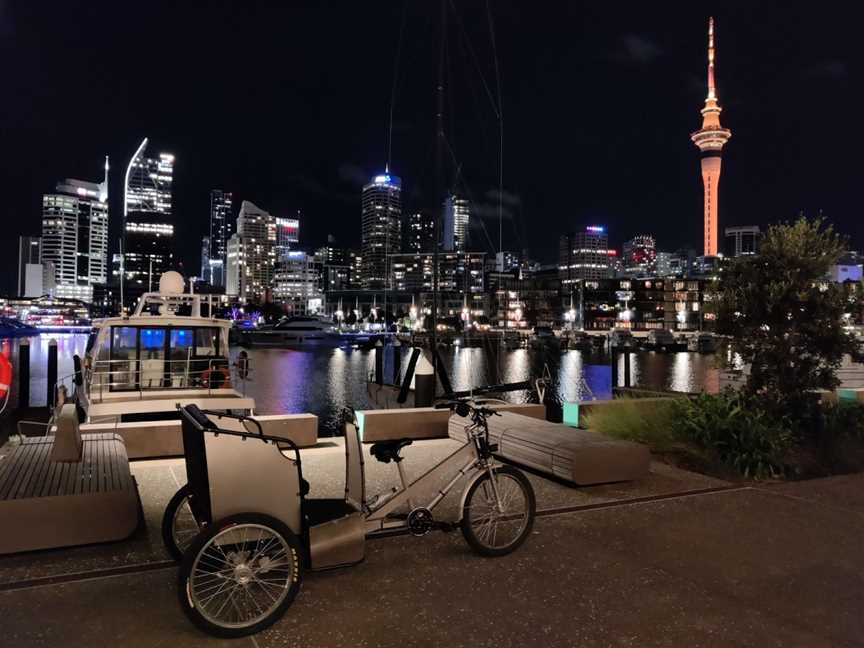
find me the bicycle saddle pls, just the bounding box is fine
[370,438,413,464]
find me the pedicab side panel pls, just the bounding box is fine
[309,512,365,569]
[344,421,366,509]
[204,433,303,535]
[307,420,366,569]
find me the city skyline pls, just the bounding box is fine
[1,3,860,295]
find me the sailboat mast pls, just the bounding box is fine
[430,0,446,390]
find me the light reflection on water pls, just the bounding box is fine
[0,334,718,437]
[230,344,720,436]
[2,335,87,409]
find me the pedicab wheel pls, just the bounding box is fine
[162,485,202,561]
[178,513,302,638]
[461,465,536,557]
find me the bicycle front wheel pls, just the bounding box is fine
[461,465,535,557]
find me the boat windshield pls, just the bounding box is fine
[89,324,228,393]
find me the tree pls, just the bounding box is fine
[715,217,857,414]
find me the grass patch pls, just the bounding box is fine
[581,398,679,451]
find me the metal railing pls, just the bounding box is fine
[83,356,235,402]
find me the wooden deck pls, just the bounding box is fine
[0,434,139,555]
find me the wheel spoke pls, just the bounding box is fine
[465,472,532,551]
[189,522,295,630]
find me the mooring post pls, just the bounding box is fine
[374,339,384,386]
[47,339,58,408]
[623,347,631,389]
[392,338,402,385]
[19,340,31,408]
[414,352,435,407]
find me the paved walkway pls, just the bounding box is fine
[1,443,862,647]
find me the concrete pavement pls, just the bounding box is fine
[2,474,862,647]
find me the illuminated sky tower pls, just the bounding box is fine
[691,17,731,256]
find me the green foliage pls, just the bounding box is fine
[671,392,792,479]
[822,402,864,442]
[581,398,679,451]
[715,217,857,414]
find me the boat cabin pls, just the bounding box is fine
[81,290,236,411]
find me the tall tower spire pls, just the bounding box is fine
[691,17,731,257]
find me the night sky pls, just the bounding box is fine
[0,1,859,295]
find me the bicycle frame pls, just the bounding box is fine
[364,416,495,536]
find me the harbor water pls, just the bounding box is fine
[1,334,721,436]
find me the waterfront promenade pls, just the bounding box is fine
[1,439,862,647]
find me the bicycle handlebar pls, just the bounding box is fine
[434,399,502,419]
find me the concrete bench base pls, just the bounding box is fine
[0,433,139,555]
[357,403,546,443]
[450,411,650,485]
[81,414,319,459]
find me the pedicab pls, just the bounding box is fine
[164,401,536,638]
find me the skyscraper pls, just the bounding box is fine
[17,236,43,297]
[442,195,470,252]
[275,215,300,261]
[622,235,657,277]
[725,226,760,257]
[123,138,174,305]
[225,200,277,303]
[691,17,731,257]
[559,226,613,285]
[360,171,401,290]
[41,160,110,301]
[208,190,233,287]
[405,211,436,253]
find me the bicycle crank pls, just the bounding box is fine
[407,507,435,536]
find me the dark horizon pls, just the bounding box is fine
[1,1,860,294]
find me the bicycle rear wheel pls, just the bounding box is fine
[461,465,535,557]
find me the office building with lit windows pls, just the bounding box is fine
[724,225,760,257]
[276,215,300,261]
[442,195,470,252]
[559,226,613,285]
[207,190,233,287]
[361,172,401,290]
[41,161,110,302]
[225,200,277,303]
[272,251,323,315]
[123,139,174,305]
[622,235,657,277]
[405,211,436,253]
[18,236,42,297]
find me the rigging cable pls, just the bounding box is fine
[386,0,409,171]
[485,0,504,256]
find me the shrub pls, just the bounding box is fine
[671,392,792,479]
[821,402,864,443]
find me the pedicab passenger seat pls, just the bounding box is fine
[302,410,366,569]
[178,404,306,536]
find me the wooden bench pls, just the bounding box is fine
[450,411,650,485]
[0,406,139,555]
[356,403,546,443]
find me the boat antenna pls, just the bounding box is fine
[386,1,409,170]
